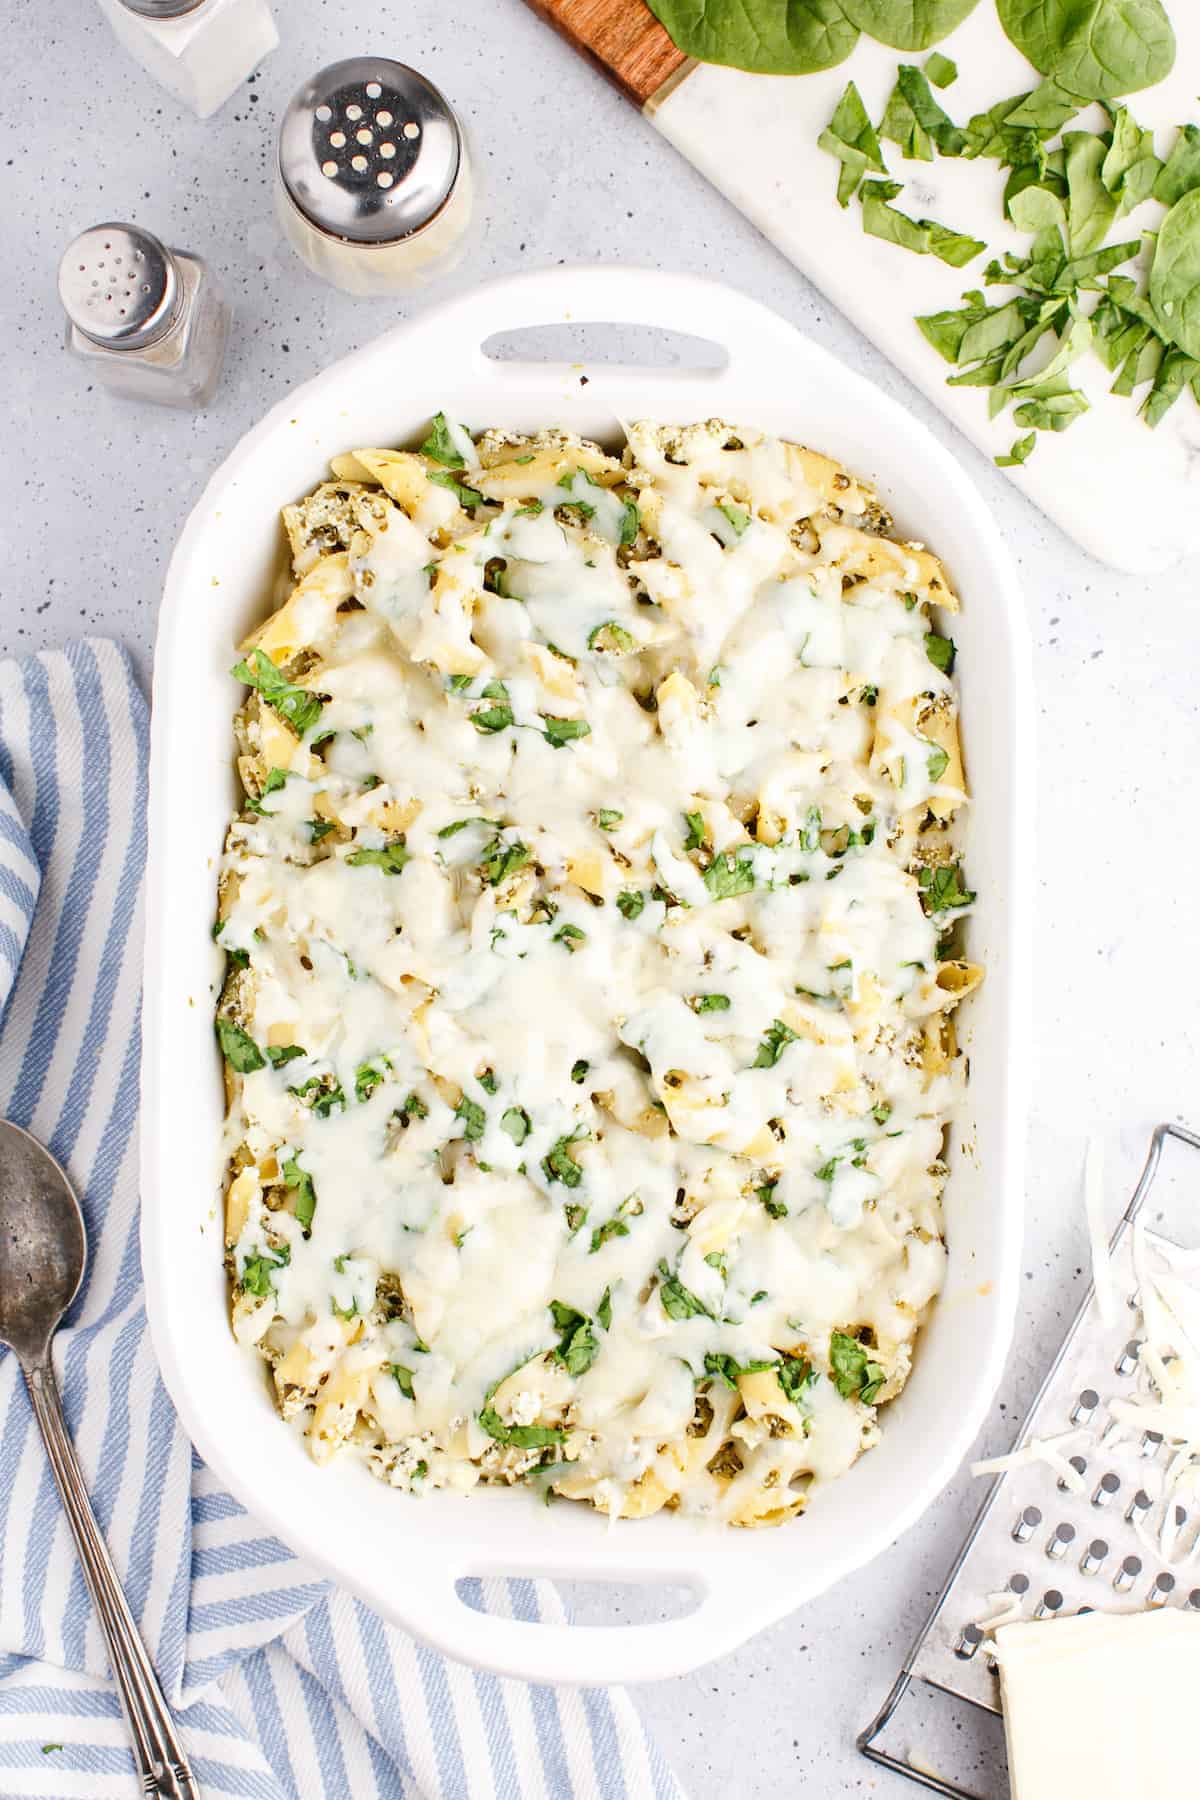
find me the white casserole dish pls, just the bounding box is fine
[141,266,1033,1686]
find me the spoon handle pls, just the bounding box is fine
[24,1355,200,1800]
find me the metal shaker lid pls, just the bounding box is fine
[117,0,206,16]
[278,57,462,246]
[57,224,181,350]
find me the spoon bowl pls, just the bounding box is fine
[0,1119,86,1367]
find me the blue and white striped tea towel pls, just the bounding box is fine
[0,641,685,1800]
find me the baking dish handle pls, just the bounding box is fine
[431,264,798,379]
[384,1557,764,1686]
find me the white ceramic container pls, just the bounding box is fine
[142,266,1033,1686]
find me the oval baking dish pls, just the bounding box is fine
[141,266,1033,1686]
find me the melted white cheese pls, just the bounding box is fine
[217,416,973,1526]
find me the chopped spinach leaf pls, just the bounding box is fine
[419,411,467,466]
[346,841,410,875]
[753,1019,798,1069]
[216,1019,264,1073]
[231,648,323,739]
[829,1329,886,1404]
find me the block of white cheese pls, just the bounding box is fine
[994,1609,1200,1799]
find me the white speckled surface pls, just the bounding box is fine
[4,2,1200,1794]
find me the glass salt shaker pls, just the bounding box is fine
[276,57,475,298]
[95,0,278,120]
[58,223,231,409]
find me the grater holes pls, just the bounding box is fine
[377,172,394,188]
[1115,1340,1141,1375]
[1141,1430,1163,1458]
[1148,1572,1175,1607]
[315,103,332,121]
[356,128,373,145]
[1070,1389,1099,1425]
[404,121,420,139]
[1008,1573,1030,1596]
[1189,1590,1200,1611]
[380,142,396,159]
[1034,1590,1063,1619]
[1058,1454,1087,1492]
[329,130,347,148]
[1092,1472,1120,1507]
[1046,1522,1075,1560]
[346,103,363,120]
[351,155,369,173]
[1013,1504,1041,1543]
[377,109,394,127]
[1114,1553,1141,1592]
[1125,1488,1152,1524]
[1080,1538,1107,1574]
[955,1623,984,1659]
[365,81,382,98]
[321,161,338,177]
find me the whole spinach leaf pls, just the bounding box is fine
[1155,126,1200,210]
[646,0,859,73]
[997,0,1174,102]
[841,0,980,49]
[1150,189,1200,361]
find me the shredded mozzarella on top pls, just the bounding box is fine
[215,416,976,1527]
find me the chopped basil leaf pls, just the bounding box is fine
[617,889,646,920]
[683,810,706,851]
[266,1043,305,1069]
[596,808,623,830]
[690,993,731,1013]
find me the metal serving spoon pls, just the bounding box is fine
[0,1119,199,1799]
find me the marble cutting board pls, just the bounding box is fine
[526,0,1200,572]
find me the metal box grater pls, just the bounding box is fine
[859,1122,1200,1799]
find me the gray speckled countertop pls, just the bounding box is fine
[5,2,1200,1794]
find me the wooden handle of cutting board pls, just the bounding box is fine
[524,0,686,105]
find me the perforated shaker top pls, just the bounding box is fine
[57,224,180,350]
[278,57,463,246]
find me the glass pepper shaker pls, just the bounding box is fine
[58,223,231,409]
[95,0,278,120]
[276,57,475,298]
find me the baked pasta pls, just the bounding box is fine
[215,414,979,1527]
